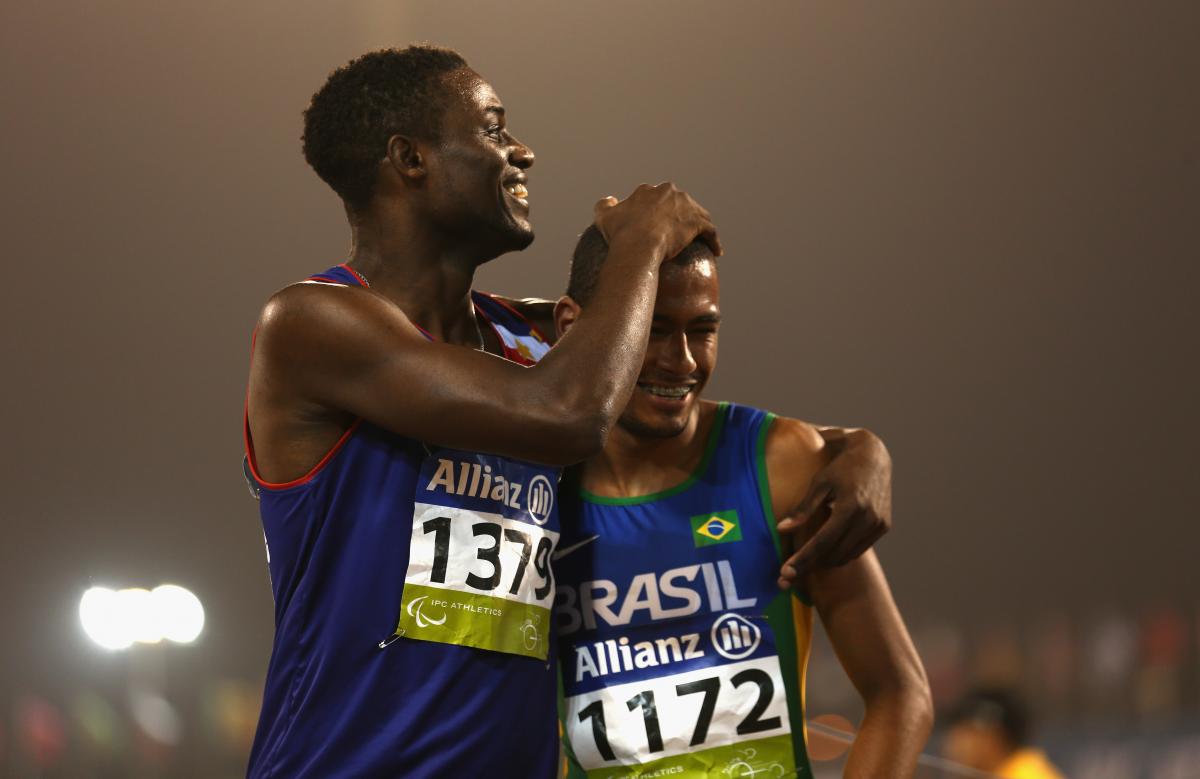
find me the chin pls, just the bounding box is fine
[618,411,690,440]
[508,223,535,250]
[493,216,535,254]
[474,224,534,265]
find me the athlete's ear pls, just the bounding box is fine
[385,134,427,182]
[553,295,581,340]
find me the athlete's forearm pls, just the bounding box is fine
[532,234,664,451]
[806,552,931,777]
[844,686,933,778]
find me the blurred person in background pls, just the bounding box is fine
[943,688,1065,779]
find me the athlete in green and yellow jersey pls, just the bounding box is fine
[552,228,933,778]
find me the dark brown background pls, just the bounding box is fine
[2,0,1197,769]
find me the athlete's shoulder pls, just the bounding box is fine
[258,279,365,337]
[761,414,829,516]
[705,403,823,457]
[263,275,368,311]
[764,415,825,460]
[254,279,421,365]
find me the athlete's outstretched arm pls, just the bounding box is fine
[249,183,720,470]
[806,555,932,778]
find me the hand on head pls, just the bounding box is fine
[593,183,722,261]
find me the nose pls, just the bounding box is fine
[508,134,535,170]
[658,331,697,376]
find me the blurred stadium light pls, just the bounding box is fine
[79,585,205,650]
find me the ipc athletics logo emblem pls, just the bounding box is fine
[712,613,761,660]
[527,474,554,525]
[406,595,447,629]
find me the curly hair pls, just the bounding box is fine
[302,45,469,209]
[566,224,716,305]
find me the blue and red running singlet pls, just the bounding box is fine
[244,264,560,778]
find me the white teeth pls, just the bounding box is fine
[640,384,692,399]
[505,183,529,199]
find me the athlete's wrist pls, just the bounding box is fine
[605,231,669,267]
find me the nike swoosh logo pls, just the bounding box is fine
[552,534,599,561]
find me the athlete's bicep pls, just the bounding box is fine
[806,553,925,700]
[257,285,592,464]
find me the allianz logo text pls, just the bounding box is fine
[426,458,554,524]
[572,630,704,682]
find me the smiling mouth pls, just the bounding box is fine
[503,182,529,208]
[638,383,695,400]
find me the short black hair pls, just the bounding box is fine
[302,45,469,208]
[566,224,715,305]
[947,688,1031,748]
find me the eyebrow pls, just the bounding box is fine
[484,105,506,117]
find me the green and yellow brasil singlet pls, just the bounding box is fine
[554,403,815,778]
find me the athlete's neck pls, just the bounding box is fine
[343,202,493,347]
[583,401,720,498]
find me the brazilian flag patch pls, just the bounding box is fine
[690,510,742,547]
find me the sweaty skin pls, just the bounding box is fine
[556,257,932,777]
[248,66,720,479]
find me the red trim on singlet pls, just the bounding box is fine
[477,291,552,346]
[471,291,544,366]
[338,262,370,287]
[241,279,538,490]
[243,324,364,491]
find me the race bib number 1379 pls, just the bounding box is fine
[392,449,560,660]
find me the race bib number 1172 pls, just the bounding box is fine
[563,614,796,777]
[393,449,560,660]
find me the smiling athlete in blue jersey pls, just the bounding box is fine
[243,47,723,778]
[551,229,933,778]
